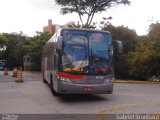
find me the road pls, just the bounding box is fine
[0,71,160,119]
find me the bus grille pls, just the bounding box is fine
[71,79,104,84]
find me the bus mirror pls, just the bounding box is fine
[56,36,63,50]
[117,40,123,54]
[113,40,123,54]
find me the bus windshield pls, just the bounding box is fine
[60,29,113,75]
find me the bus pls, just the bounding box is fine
[0,60,6,71]
[41,28,122,96]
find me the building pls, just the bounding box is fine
[43,19,61,35]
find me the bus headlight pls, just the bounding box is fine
[104,78,115,82]
[59,77,71,82]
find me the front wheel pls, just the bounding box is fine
[50,75,59,96]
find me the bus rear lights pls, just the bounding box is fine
[83,87,93,91]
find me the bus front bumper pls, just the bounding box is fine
[56,81,114,94]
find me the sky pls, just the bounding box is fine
[0,0,160,36]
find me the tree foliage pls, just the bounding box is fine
[0,34,8,50]
[0,32,51,71]
[25,32,52,70]
[0,33,29,68]
[102,24,137,53]
[55,0,130,27]
[102,24,138,79]
[128,23,160,79]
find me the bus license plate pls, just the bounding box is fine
[83,87,93,91]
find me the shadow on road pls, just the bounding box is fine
[58,94,108,103]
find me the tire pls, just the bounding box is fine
[50,74,59,96]
[43,71,47,83]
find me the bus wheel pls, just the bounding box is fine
[43,71,47,83]
[50,75,59,96]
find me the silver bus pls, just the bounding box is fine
[41,28,122,96]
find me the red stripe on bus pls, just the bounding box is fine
[58,72,83,79]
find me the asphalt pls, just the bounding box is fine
[0,71,160,117]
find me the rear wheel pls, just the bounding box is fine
[50,74,59,96]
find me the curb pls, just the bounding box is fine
[24,71,41,75]
[115,80,160,84]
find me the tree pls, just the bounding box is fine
[127,36,149,79]
[0,32,51,71]
[0,34,8,59]
[1,33,29,69]
[55,0,131,27]
[102,24,137,53]
[102,24,138,79]
[128,23,160,80]
[25,32,52,71]
[0,34,8,51]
